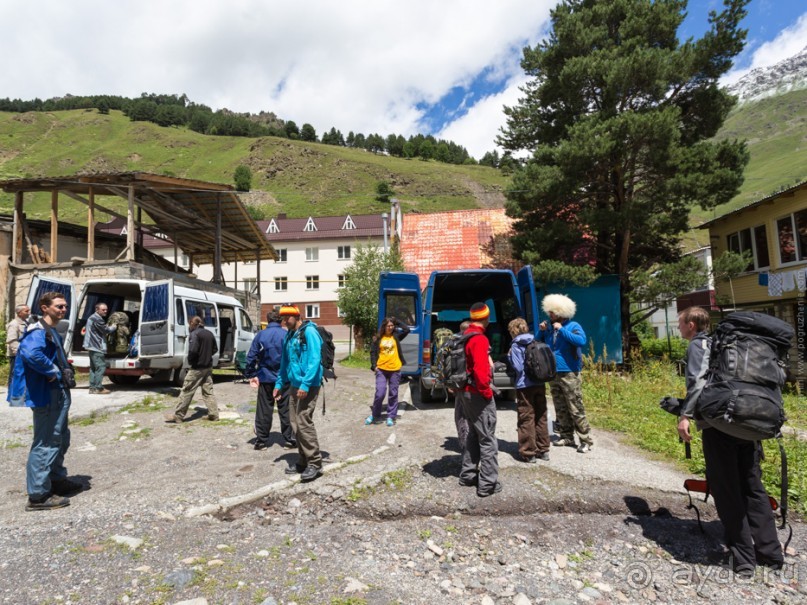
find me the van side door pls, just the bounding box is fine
[378,271,422,375]
[26,275,78,350]
[139,280,175,358]
[516,265,542,334]
[235,307,255,371]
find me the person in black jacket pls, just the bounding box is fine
[366,317,410,426]
[166,316,220,423]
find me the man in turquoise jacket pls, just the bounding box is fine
[538,293,593,453]
[273,305,324,482]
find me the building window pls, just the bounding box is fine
[306,275,319,290]
[342,215,356,230]
[304,217,318,232]
[337,274,347,288]
[338,245,351,260]
[274,277,288,291]
[337,306,347,318]
[266,219,279,234]
[276,248,287,263]
[306,304,320,319]
[776,209,807,265]
[305,247,319,262]
[727,225,770,271]
[243,278,257,293]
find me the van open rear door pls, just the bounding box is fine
[516,265,542,334]
[26,275,77,350]
[378,272,422,375]
[139,280,174,358]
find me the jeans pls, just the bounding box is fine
[88,350,107,390]
[371,369,401,419]
[27,387,71,499]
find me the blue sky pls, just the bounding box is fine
[1,1,805,159]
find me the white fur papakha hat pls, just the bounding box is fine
[541,294,576,319]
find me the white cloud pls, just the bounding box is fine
[0,0,555,157]
[723,11,807,85]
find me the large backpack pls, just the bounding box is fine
[298,321,337,380]
[435,332,483,391]
[520,339,557,383]
[697,311,794,441]
[431,327,454,369]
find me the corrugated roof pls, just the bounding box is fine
[0,172,276,265]
[698,179,807,229]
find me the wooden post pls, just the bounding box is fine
[127,185,135,261]
[87,186,95,261]
[50,190,59,262]
[256,247,261,300]
[12,192,23,264]
[214,194,223,284]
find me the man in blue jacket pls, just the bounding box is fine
[538,294,593,454]
[273,305,324,482]
[245,309,296,450]
[8,291,82,510]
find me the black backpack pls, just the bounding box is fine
[697,311,794,441]
[298,321,337,380]
[435,332,483,391]
[520,339,556,382]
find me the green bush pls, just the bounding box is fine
[639,336,688,360]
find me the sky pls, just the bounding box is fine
[1,1,805,160]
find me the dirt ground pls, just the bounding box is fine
[0,364,805,605]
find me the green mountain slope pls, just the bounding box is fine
[0,110,507,223]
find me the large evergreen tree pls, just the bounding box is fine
[499,0,749,355]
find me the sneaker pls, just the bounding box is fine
[51,478,83,497]
[207,415,219,421]
[477,482,503,498]
[284,464,306,475]
[521,455,538,464]
[458,476,478,487]
[164,415,183,424]
[26,495,70,511]
[552,438,577,448]
[577,443,592,454]
[254,441,269,451]
[300,466,322,482]
[537,452,550,461]
[282,440,297,449]
[364,415,374,425]
[386,417,395,427]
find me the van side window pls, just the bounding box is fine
[239,309,253,332]
[185,301,217,327]
[175,299,185,325]
[387,293,417,326]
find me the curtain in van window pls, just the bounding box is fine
[142,284,169,322]
[32,281,72,312]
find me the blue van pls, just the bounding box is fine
[378,267,622,402]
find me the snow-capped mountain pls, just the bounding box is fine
[727,45,807,104]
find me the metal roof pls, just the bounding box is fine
[0,172,276,265]
[698,179,807,229]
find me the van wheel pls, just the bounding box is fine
[418,381,434,404]
[172,368,188,387]
[152,370,173,383]
[109,375,140,386]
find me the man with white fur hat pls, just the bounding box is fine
[538,294,593,453]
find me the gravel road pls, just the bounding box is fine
[0,364,804,605]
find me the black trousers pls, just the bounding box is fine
[255,382,294,446]
[701,428,783,569]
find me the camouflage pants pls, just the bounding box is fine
[549,372,592,445]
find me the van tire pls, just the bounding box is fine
[172,368,188,387]
[109,375,140,386]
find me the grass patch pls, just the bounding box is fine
[584,358,807,517]
[120,394,166,414]
[74,410,110,426]
[1,438,25,449]
[338,349,370,369]
[346,468,412,502]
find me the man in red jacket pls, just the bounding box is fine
[458,302,501,497]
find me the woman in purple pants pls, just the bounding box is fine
[366,317,410,427]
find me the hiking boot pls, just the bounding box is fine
[164,414,183,424]
[458,476,478,487]
[207,415,219,421]
[300,466,322,482]
[386,417,395,427]
[364,415,374,425]
[254,441,269,451]
[284,464,306,475]
[537,452,550,461]
[577,443,592,454]
[477,482,503,498]
[51,478,83,497]
[26,495,70,511]
[552,438,577,448]
[521,455,538,464]
[282,440,297,449]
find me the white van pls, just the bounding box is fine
[27,276,256,386]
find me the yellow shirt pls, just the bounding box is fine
[376,335,402,371]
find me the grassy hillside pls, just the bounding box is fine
[0,109,508,224]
